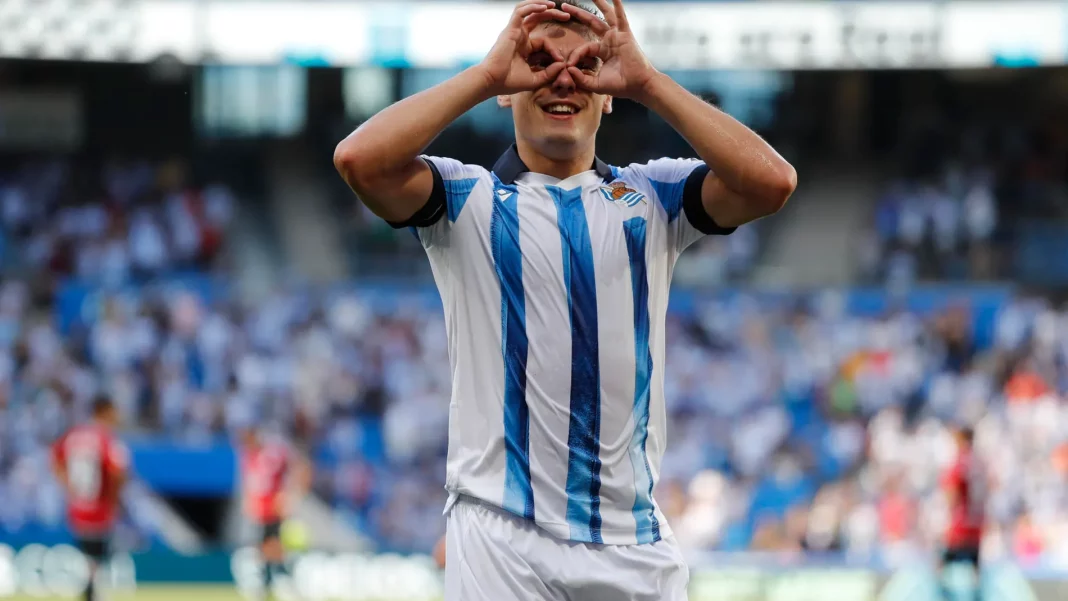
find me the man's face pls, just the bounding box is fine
[98,405,120,428]
[500,24,611,158]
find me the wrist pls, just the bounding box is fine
[632,69,670,107]
[468,63,504,101]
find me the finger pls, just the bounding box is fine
[526,35,567,63]
[560,4,611,36]
[520,36,563,64]
[534,62,567,87]
[612,0,631,32]
[510,0,554,28]
[522,8,571,31]
[567,41,604,67]
[567,66,599,91]
[590,0,617,28]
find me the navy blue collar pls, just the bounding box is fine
[492,144,614,185]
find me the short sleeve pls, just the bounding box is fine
[627,158,735,253]
[389,156,484,249]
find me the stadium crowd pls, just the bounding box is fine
[0,157,233,285]
[0,157,1067,569]
[2,271,1068,565]
[862,117,1068,286]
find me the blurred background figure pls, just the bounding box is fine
[238,427,311,601]
[50,396,129,601]
[0,1,1067,600]
[940,427,985,601]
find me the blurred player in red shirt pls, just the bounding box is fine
[51,396,129,601]
[941,427,985,600]
[239,428,311,599]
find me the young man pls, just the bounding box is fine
[334,1,795,598]
[239,428,311,600]
[941,427,985,601]
[51,396,129,601]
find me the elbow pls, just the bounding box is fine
[333,137,367,190]
[333,133,382,194]
[761,161,797,216]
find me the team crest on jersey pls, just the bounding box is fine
[599,181,646,207]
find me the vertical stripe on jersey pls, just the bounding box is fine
[547,185,603,544]
[648,178,687,222]
[491,181,534,520]
[623,217,661,543]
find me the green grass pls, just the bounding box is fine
[2,585,243,601]
[0,585,445,601]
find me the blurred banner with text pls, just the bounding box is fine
[0,1,1064,70]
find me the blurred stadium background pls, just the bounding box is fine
[1,0,1068,600]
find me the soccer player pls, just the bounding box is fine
[334,0,795,598]
[941,427,985,601]
[51,395,129,601]
[239,428,311,600]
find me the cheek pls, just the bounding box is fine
[585,103,606,125]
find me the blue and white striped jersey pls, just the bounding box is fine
[407,146,734,545]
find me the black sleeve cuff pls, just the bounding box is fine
[682,164,737,236]
[385,158,447,230]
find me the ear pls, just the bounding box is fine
[497,95,513,108]
[602,96,613,115]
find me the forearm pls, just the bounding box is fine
[636,72,796,206]
[334,66,493,185]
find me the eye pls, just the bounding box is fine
[527,51,553,70]
[577,57,600,73]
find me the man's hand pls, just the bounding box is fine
[480,0,570,96]
[561,0,658,100]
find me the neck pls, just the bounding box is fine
[516,139,596,181]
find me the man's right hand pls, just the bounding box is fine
[335,0,570,223]
[479,0,570,96]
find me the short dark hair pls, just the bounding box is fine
[91,394,114,416]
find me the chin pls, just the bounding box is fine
[538,128,589,150]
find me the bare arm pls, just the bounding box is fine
[333,0,567,224]
[106,443,130,510]
[106,466,128,508]
[637,75,797,228]
[292,455,313,498]
[565,0,796,229]
[332,68,494,223]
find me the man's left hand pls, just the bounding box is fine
[560,0,658,100]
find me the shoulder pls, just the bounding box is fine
[419,156,493,227]
[420,156,490,182]
[611,158,709,220]
[614,157,707,185]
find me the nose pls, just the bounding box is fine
[550,66,576,95]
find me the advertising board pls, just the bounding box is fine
[0,544,1065,601]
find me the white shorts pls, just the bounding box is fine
[445,495,689,601]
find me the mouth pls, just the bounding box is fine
[540,102,582,121]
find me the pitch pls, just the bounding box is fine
[3,586,240,601]
[1,586,446,601]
